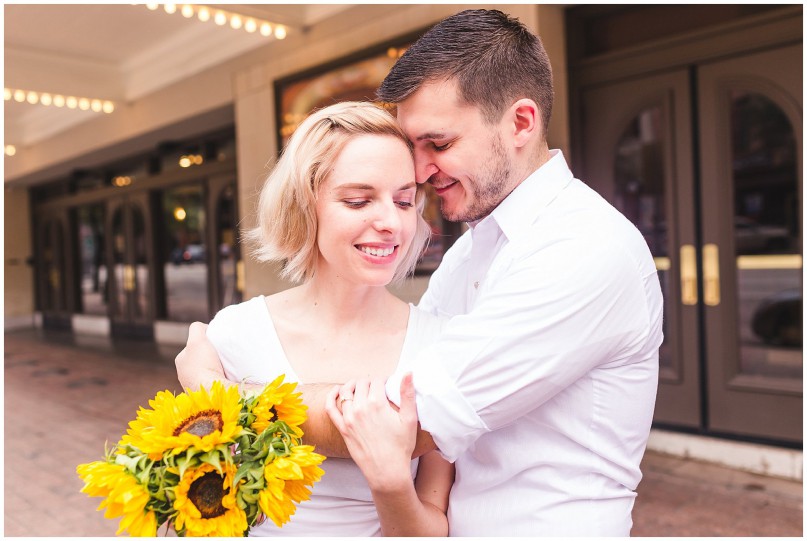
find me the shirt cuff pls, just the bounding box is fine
[386,349,489,462]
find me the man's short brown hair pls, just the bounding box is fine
[378,9,554,133]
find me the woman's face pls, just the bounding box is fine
[315,134,417,288]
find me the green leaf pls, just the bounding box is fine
[114,453,141,474]
[199,451,224,473]
[174,450,201,479]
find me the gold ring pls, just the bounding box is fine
[339,397,353,406]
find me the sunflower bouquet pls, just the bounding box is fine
[76,377,325,537]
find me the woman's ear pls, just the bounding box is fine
[509,98,540,148]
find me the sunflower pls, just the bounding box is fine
[173,461,247,537]
[259,445,325,527]
[76,460,157,537]
[257,474,298,528]
[251,375,308,436]
[120,381,243,459]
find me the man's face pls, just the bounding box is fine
[396,79,513,223]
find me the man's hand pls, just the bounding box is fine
[174,322,230,391]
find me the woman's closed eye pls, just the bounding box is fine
[342,199,413,209]
[343,200,369,209]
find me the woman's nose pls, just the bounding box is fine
[371,200,402,232]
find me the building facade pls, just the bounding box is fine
[4,4,802,448]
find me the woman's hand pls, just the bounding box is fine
[325,373,419,491]
[326,374,452,536]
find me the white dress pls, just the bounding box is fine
[206,295,446,537]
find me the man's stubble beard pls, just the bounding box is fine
[441,132,513,223]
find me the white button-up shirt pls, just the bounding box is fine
[388,150,663,536]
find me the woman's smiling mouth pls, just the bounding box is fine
[356,244,397,258]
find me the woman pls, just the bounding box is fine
[205,101,453,536]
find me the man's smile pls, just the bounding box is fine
[429,176,460,195]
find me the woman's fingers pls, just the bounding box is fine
[368,377,388,405]
[351,378,371,408]
[339,379,356,399]
[338,380,357,411]
[398,372,418,427]
[325,384,347,432]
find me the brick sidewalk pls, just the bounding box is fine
[3,329,803,537]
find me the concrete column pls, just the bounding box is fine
[233,66,295,299]
[4,186,35,329]
[534,4,571,161]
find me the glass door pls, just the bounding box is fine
[106,194,154,337]
[580,69,701,428]
[159,182,209,322]
[36,211,73,327]
[579,45,802,444]
[76,203,109,316]
[208,178,243,313]
[697,44,802,443]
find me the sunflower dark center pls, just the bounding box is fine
[188,471,229,519]
[269,406,278,419]
[173,409,223,437]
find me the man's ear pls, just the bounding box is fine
[509,98,540,148]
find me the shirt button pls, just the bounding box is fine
[473,281,479,289]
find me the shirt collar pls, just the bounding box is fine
[472,149,574,241]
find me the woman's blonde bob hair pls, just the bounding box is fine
[245,101,431,284]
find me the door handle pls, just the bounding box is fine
[49,268,61,290]
[702,244,720,306]
[123,265,136,292]
[236,260,245,293]
[679,245,697,305]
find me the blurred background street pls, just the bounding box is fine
[3,328,803,537]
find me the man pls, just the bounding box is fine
[177,9,662,536]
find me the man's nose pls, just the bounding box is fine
[414,150,439,184]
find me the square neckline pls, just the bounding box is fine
[256,295,416,385]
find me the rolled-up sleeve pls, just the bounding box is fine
[392,348,489,462]
[388,235,651,462]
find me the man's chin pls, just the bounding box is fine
[438,201,464,223]
[440,208,473,223]
[438,193,491,222]
[441,203,495,224]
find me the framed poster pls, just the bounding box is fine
[275,40,462,275]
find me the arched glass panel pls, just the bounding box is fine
[77,204,108,315]
[216,184,242,308]
[162,184,208,321]
[614,107,667,255]
[41,221,54,309]
[41,220,65,311]
[731,91,802,378]
[614,106,672,369]
[111,207,126,318]
[131,204,149,318]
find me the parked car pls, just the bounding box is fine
[170,244,206,265]
[751,289,802,347]
[734,217,791,254]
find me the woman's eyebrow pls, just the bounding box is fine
[333,183,374,191]
[334,182,416,192]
